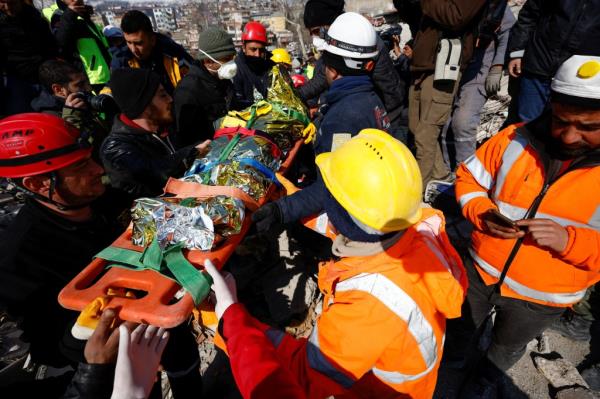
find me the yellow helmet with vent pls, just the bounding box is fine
[315,129,422,232]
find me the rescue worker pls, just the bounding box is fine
[0,113,120,397]
[112,10,193,95]
[173,28,237,146]
[232,21,274,110]
[311,12,390,155]
[401,0,488,187]
[452,55,600,394]
[300,0,408,143]
[271,48,292,71]
[100,68,208,200]
[54,0,112,89]
[246,129,467,398]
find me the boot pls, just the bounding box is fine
[550,312,592,342]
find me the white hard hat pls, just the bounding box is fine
[552,55,600,102]
[324,12,378,59]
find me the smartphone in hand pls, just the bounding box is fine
[488,209,519,229]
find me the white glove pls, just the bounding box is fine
[203,259,238,319]
[111,324,170,399]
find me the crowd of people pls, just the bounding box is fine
[1,0,600,398]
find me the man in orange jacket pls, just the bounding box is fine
[209,129,468,399]
[453,55,600,394]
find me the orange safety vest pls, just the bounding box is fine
[268,208,467,399]
[127,54,182,90]
[456,124,600,307]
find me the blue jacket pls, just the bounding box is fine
[314,75,390,155]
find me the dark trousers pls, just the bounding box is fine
[446,256,564,371]
[517,73,551,123]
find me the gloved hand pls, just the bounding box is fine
[251,202,283,235]
[203,259,238,319]
[302,123,317,144]
[111,324,170,399]
[485,65,503,96]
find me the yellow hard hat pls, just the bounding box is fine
[316,129,423,233]
[271,48,292,65]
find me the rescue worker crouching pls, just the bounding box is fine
[450,55,600,395]
[245,129,467,398]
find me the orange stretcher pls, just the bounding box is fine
[58,140,303,328]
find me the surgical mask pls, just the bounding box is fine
[312,36,327,52]
[199,49,238,80]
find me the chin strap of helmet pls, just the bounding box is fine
[9,174,94,211]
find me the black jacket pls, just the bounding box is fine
[232,51,274,110]
[62,363,114,399]
[31,89,64,116]
[508,0,600,78]
[100,116,198,199]
[0,5,58,81]
[298,37,406,130]
[173,64,233,146]
[54,4,111,69]
[0,199,122,368]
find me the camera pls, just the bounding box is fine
[75,92,119,114]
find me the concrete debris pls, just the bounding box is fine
[537,333,551,354]
[555,387,596,399]
[533,354,589,390]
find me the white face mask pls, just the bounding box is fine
[312,36,327,52]
[199,49,238,80]
[217,60,238,80]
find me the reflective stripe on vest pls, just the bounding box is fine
[463,154,493,190]
[496,200,600,231]
[469,248,588,304]
[336,273,438,384]
[415,217,462,279]
[493,132,529,199]
[458,191,488,208]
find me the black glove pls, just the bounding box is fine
[251,202,283,235]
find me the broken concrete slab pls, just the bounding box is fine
[533,353,589,389]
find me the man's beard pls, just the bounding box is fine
[148,104,174,128]
[546,136,593,160]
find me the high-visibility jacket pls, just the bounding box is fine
[128,55,182,93]
[456,123,600,307]
[265,208,467,398]
[76,21,111,85]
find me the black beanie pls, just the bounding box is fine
[303,0,345,28]
[110,68,161,119]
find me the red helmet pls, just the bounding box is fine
[242,21,268,44]
[0,113,92,178]
[291,74,307,88]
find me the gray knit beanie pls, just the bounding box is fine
[197,28,236,61]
